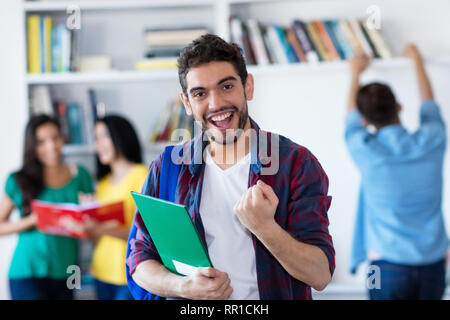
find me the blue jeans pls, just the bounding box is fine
[368,258,447,300]
[9,278,74,300]
[94,279,134,300]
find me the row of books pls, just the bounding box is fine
[27,15,79,73]
[29,85,103,146]
[136,26,209,70]
[149,98,194,143]
[230,17,393,65]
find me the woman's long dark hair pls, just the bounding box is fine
[15,115,62,216]
[96,115,142,180]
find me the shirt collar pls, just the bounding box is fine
[185,117,271,176]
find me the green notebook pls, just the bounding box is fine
[131,191,213,276]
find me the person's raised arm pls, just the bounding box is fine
[348,53,371,112]
[0,193,37,236]
[403,43,434,102]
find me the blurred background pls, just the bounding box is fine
[1,0,450,299]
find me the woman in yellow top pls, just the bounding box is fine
[83,115,147,300]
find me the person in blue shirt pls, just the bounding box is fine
[345,44,449,300]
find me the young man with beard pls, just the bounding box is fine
[127,34,335,300]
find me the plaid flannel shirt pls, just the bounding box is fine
[127,118,335,299]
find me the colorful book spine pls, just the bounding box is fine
[339,20,363,54]
[306,22,330,61]
[273,25,298,63]
[313,20,340,61]
[329,20,353,59]
[51,25,61,72]
[66,103,84,144]
[359,20,380,58]
[286,26,306,62]
[323,20,346,60]
[62,28,72,72]
[263,31,278,64]
[266,25,289,64]
[27,15,41,73]
[364,24,393,59]
[349,18,373,56]
[292,20,319,62]
[43,16,52,73]
[245,19,270,65]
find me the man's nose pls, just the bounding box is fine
[208,90,223,111]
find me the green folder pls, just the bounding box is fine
[131,191,213,276]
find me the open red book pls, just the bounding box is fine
[31,200,125,238]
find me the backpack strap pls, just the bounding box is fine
[126,145,181,300]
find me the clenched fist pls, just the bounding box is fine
[234,180,279,236]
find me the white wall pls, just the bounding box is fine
[0,0,27,300]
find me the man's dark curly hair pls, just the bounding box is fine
[177,34,248,97]
[356,82,398,128]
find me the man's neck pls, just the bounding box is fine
[375,117,401,130]
[208,121,251,170]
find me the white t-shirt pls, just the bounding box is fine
[199,149,260,300]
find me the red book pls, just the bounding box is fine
[31,200,125,238]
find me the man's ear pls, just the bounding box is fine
[244,73,254,101]
[396,103,402,112]
[180,92,192,116]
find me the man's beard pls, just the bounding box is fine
[201,103,249,145]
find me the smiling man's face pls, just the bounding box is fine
[180,61,254,145]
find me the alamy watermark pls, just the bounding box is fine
[66,5,81,30]
[66,265,81,290]
[366,265,381,290]
[366,5,381,30]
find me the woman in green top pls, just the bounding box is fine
[0,115,93,300]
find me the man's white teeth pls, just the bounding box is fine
[211,112,232,122]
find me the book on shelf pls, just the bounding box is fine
[286,26,306,63]
[149,99,194,143]
[230,16,256,65]
[292,20,320,63]
[306,22,330,61]
[66,102,84,145]
[27,14,78,73]
[348,18,373,57]
[314,20,340,61]
[29,85,97,147]
[135,57,178,70]
[228,17,393,66]
[245,19,270,65]
[32,200,125,239]
[139,26,209,70]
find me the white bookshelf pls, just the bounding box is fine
[23,0,216,11]
[26,70,179,84]
[25,58,416,85]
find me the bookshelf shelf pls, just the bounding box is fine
[26,58,411,85]
[26,70,179,85]
[23,0,215,12]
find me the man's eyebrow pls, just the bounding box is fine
[189,76,238,95]
[218,76,238,85]
[189,86,205,95]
